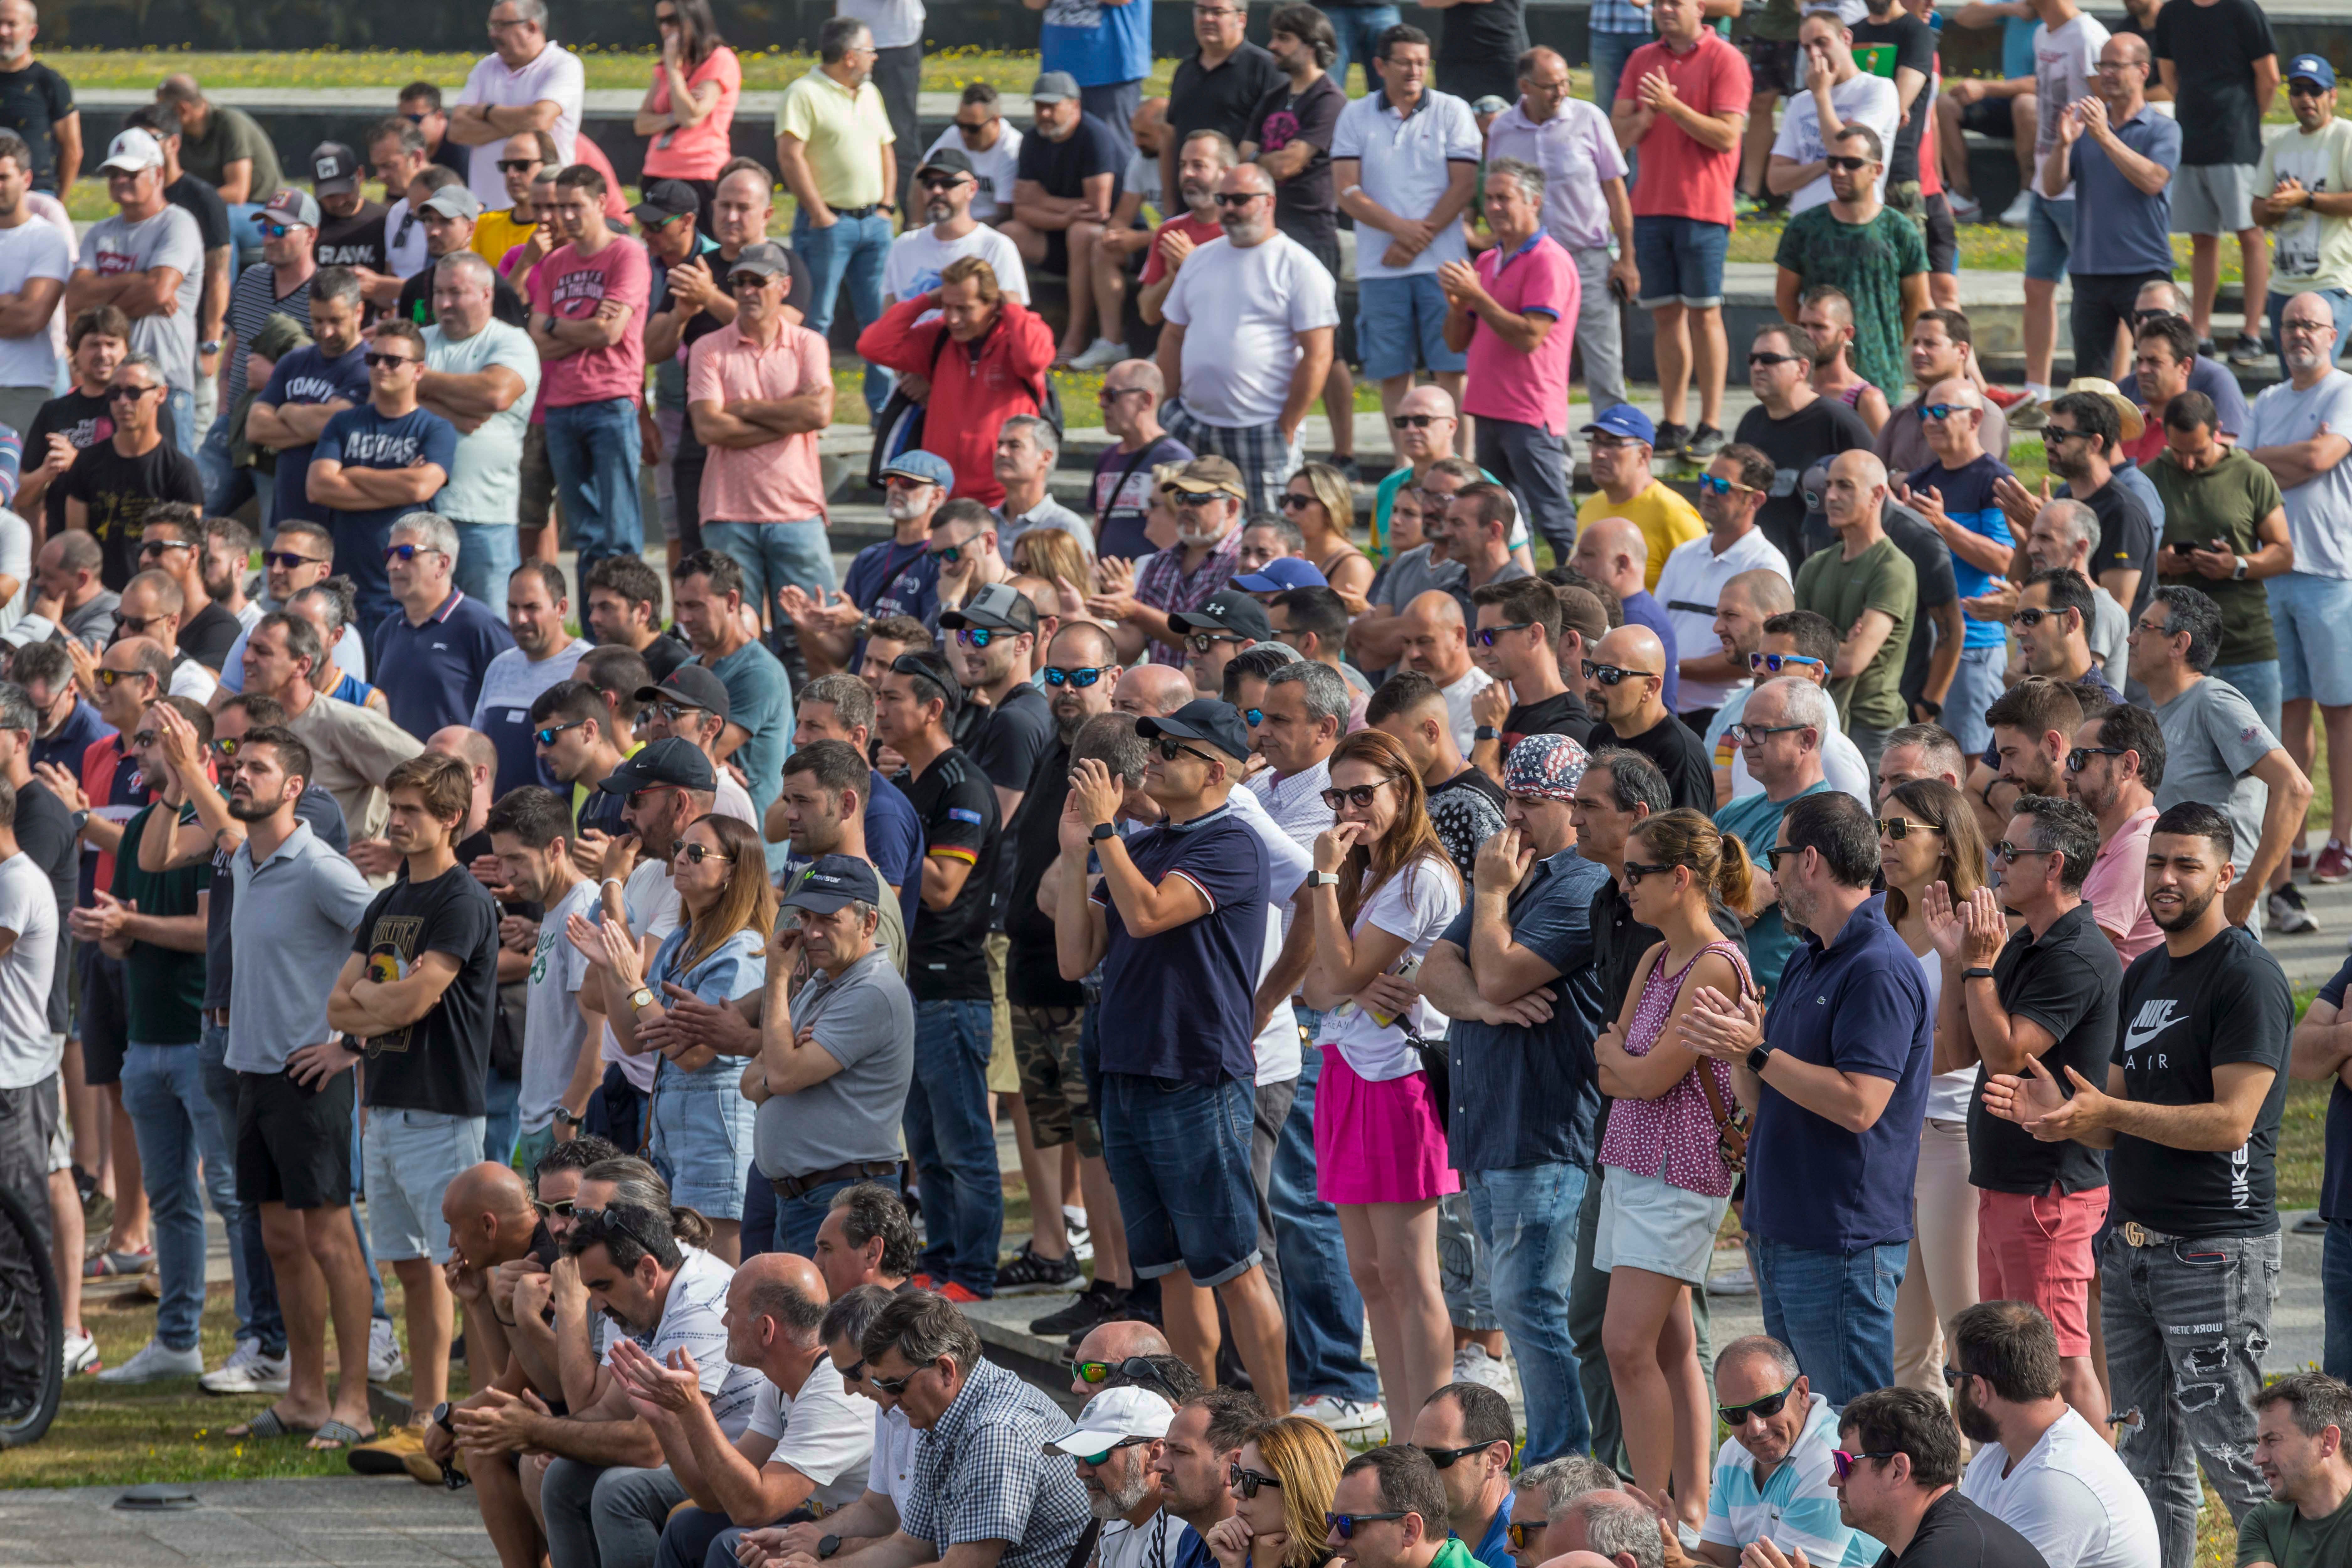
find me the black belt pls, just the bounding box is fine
[832,204,884,220]
[771,1158,899,1200]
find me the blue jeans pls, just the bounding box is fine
[199,410,266,523]
[543,398,645,573]
[905,998,1002,1294]
[199,1020,282,1356]
[1099,1070,1263,1288]
[451,522,522,619]
[1946,642,2007,756]
[1268,1031,1380,1400]
[755,1167,903,1259]
[791,207,893,418]
[167,387,198,460]
[1469,1162,1591,1462]
[120,1041,235,1350]
[483,1064,521,1172]
[2269,287,2352,374]
[2213,659,2284,745]
[1754,1234,1909,1407]
[701,518,840,622]
[1327,5,1402,96]
[2326,1219,2352,1383]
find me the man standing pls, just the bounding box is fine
[1766,13,1902,216]
[1088,363,1190,563]
[1715,678,1838,994]
[2048,33,2182,385]
[469,561,590,796]
[152,76,278,266]
[1003,75,1126,372]
[473,130,552,266]
[790,450,949,671]
[134,504,238,672]
[482,785,598,1177]
[2150,0,2275,363]
[447,0,585,209]
[0,2,76,197]
[66,130,203,456]
[369,512,515,744]
[2146,393,2292,738]
[1797,448,1916,770]
[238,613,422,842]
[775,17,894,418]
[57,351,201,592]
[1658,443,1791,732]
[419,250,541,615]
[2065,703,2165,959]
[1995,388,2154,627]
[1902,378,2014,752]
[2251,59,2352,371]
[528,166,648,575]
[0,129,67,441]
[248,269,368,534]
[1734,321,1873,566]
[307,324,459,633]
[367,119,437,296]
[1163,0,1281,273]
[586,555,688,684]
[1467,577,1588,783]
[206,186,321,521]
[1391,589,1497,756]
[1583,623,1712,812]
[1773,125,1931,402]
[883,147,1029,315]
[991,416,1089,557]
[672,551,790,871]
[1369,670,1511,892]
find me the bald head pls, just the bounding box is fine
[1115,662,1194,718]
[1823,448,1891,536]
[1071,1318,1175,1395]
[1596,623,1665,673]
[1398,590,1472,684]
[428,723,498,778]
[1399,384,1457,420]
[1724,567,1795,619]
[1571,516,1648,599]
[736,1249,829,1305]
[446,1161,533,1224]
[441,1160,539,1274]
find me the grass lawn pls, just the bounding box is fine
[1728,217,2246,288]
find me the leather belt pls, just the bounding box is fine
[833,204,883,220]
[2120,1221,2188,1248]
[771,1159,899,1200]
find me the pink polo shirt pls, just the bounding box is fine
[1462,231,1579,436]
[685,318,832,525]
[2082,803,2162,961]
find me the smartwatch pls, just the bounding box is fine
[1963,966,1996,981]
[1308,871,1341,888]
[431,1401,456,1434]
[817,1538,843,1561]
[1089,821,1118,843]
[1474,725,1500,742]
[2233,556,2251,581]
[1745,1043,1773,1075]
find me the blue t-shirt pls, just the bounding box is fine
[1714,780,1832,999]
[863,766,925,935]
[370,590,517,743]
[842,535,939,627]
[1465,1494,1515,1568]
[258,342,369,526]
[1906,454,2013,649]
[315,402,459,631]
[1094,803,1269,1085]
[1039,0,1154,89]
[1620,590,1681,712]
[30,695,109,775]
[704,639,793,876]
[2001,14,2039,79]
[1439,847,1610,1173]
[1746,892,1932,1252]
[2069,109,2182,275]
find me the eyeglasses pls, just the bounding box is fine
[953,627,1005,648]
[1229,1462,1282,1499]
[1474,622,1533,648]
[1877,816,1942,840]
[1186,632,1250,654]
[1822,154,1874,172]
[107,384,161,401]
[365,351,419,369]
[1748,352,1806,367]
[385,543,446,563]
[1326,1514,1409,1540]
[1505,1522,1547,1552]
[1043,665,1108,688]
[1990,841,2058,864]
[1152,736,1221,768]
[1831,1450,1897,1483]
[1416,1442,1501,1470]
[1696,474,1753,496]
[1391,414,1443,429]
[1941,1364,1969,1387]
[264,551,328,571]
[1765,843,1800,868]
[1922,402,1979,422]
[1212,191,1266,207]
[955,120,995,138]
[1747,651,1823,673]
[496,157,544,172]
[1319,781,1391,810]
[1725,722,1806,745]
[1718,1376,1801,1427]
[533,718,587,747]
[916,174,970,193]
[532,1197,575,1218]
[1621,858,1671,885]
[1279,492,1316,510]
[2067,745,2126,772]
[1581,661,1656,686]
[674,842,732,865]
[1074,1436,1151,1466]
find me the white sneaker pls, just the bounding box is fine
[200,1336,290,1395]
[95,1337,203,1384]
[1708,1261,1759,1296]
[1290,1394,1389,1437]
[1997,191,2033,228]
[1947,191,1983,222]
[1451,1343,1517,1396]
[61,1329,99,1376]
[1069,336,1126,372]
[368,1317,406,1384]
[1062,1205,1094,1264]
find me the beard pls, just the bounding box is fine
[1055,705,1088,742]
[925,198,952,225]
[226,792,273,823]
[1088,1461,1152,1520]
[2152,882,2218,932]
[1953,1375,2000,1444]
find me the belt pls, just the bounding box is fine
[2119,1221,2190,1248]
[832,204,883,220]
[771,1158,899,1200]
[210,1008,230,1026]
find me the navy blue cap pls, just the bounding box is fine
[2290,54,2337,90]
[783,854,884,914]
[596,735,715,794]
[1137,699,1253,764]
[1232,557,1328,593]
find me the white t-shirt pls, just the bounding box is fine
[77,204,205,396]
[1772,72,1902,214]
[742,1353,877,1510]
[385,198,432,279]
[1330,88,1485,279]
[602,857,681,1091]
[871,1401,919,1507]
[1652,527,1793,712]
[0,852,58,1089]
[1316,854,1462,1081]
[457,41,588,207]
[0,216,70,390]
[1959,1409,2159,1568]
[1161,232,1340,429]
[426,317,541,527]
[2031,14,2111,200]
[169,657,219,704]
[2247,370,2352,581]
[1100,1512,1182,1568]
[0,510,29,638]
[27,192,69,366]
[603,1246,765,1436]
[519,879,598,1135]
[882,224,1030,322]
[921,124,1023,224]
[1227,779,1312,1085]
[839,0,925,50]
[1439,666,1495,755]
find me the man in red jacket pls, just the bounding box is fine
[859,253,1056,506]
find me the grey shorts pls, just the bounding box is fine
[2171,162,2258,235]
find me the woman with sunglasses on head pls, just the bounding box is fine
[633,0,737,225]
[570,812,773,1263]
[1204,1417,1348,1568]
[1300,729,1465,1425]
[1592,807,1758,1534]
[1281,464,1374,614]
[1011,523,1094,603]
[1876,779,1990,1401]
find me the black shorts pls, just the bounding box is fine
[1924,192,1958,275]
[1959,97,2016,139]
[1743,36,1802,97]
[1043,228,1070,278]
[75,940,126,1087]
[236,1064,355,1210]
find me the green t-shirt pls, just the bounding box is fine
[112,801,213,1047]
[2145,446,2286,666]
[179,105,284,206]
[1752,0,1804,43]
[1793,532,1916,732]
[1772,204,1930,398]
[2238,1491,2352,1568]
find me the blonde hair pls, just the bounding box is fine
[1630,808,1757,917]
[1012,525,1094,588]
[1249,1417,1348,1568]
[1290,461,1359,547]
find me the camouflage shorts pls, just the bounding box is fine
[1013,1004,1098,1159]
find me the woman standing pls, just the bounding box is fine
[634,0,739,228]
[1302,729,1464,1424]
[1879,779,1987,1398]
[1593,808,1756,1533]
[1283,464,1375,613]
[1202,1417,1348,1568]
[573,813,772,1263]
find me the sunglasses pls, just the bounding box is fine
[1474,621,1533,648]
[210,735,247,758]
[365,351,419,369]
[1748,352,1806,367]
[674,842,732,865]
[657,701,710,724]
[1621,858,1671,885]
[1505,1522,1546,1552]
[1831,1449,1897,1482]
[2013,606,2073,629]
[1073,1355,1185,1393]
[953,627,1004,648]
[107,384,161,401]
[112,613,166,635]
[1718,1376,1800,1427]
[2067,745,2126,772]
[1921,402,1979,422]
[1416,1442,1500,1470]
[1391,414,1442,429]
[1877,816,1942,840]
[532,1196,576,1218]
[1279,492,1316,510]
[2042,425,2094,445]
[1581,661,1655,686]
[866,1364,931,1396]
[130,729,158,749]
[140,537,196,555]
[260,220,302,238]
[95,666,149,687]
[1326,1514,1409,1540]
[1242,707,1263,727]
[1043,665,1108,688]
[1765,843,1800,868]
[1152,736,1220,767]
[385,543,444,562]
[1319,781,1390,810]
[929,543,967,565]
[955,120,996,137]
[1990,841,2058,863]
[1823,154,1875,172]
[1696,473,1753,496]
[1170,490,1226,510]
[1212,191,1264,207]
[497,157,544,172]
[533,718,587,747]
[1186,632,1250,654]
[264,551,327,571]
[1230,1463,1282,1499]
[1725,721,1806,745]
[1747,651,1822,673]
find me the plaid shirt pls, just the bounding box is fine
[900,1358,1092,1568]
[1590,0,1655,34]
[1135,527,1247,667]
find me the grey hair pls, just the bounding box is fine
[501,0,548,24]
[1715,1333,1803,1383]
[1485,156,1545,204]
[1000,413,1058,462]
[0,681,34,737]
[1265,658,1350,728]
[2039,498,2100,558]
[311,265,363,311]
[1513,1455,1620,1517]
[389,510,459,562]
[1759,675,1836,744]
[1572,1498,1664,1568]
[435,249,497,290]
[116,352,163,387]
[2137,277,2188,313]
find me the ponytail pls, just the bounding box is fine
[1714,829,1756,916]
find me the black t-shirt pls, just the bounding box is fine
[2150,0,2277,167]
[56,437,206,592]
[2316,951,2352,1221]
[394,264,529,330]
[1588,712,1715,814]
[1503,689,1594,750]
[27,389,180,538]
[970,679,1055,919]
[1875,1491,2047,1568]
[316,200,390,275]
[2110,924,2293,1236]
[1880,501,1961,713]
[1736,397,1876,568]
[0,62,72,193]
[1850,14,1936,186]
[1171,45,1287,167]
[165,172,232,256]
[639,631,693,683]
[1967,902,2121,1195]
[1006,734,1082,1009]
[2062,474,2156,621]
[350,861,502,1117]
[897,746,1001,1002]
[1016,113,1126,204]
[1436,0,1528,75]
[16,777,74,1035]
[1248,73,1347,239]
[180,599,243,673]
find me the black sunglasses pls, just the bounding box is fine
[1230,1462,1282,1498]
[1391,414,1441,429]
[1582,661,1656,686]
[264,550,327,571]
[1718,1376,1800,1427]
[1327,1514,1409,1540]
[2012,606,2068,628]
[1151,736,1220,768]
[1212,191,1264,207]
[1044,665,1108,688]
[866,1362,935,1396]
[1991,841,2059,863]
[1474,621,1533,648]
[1823,154,1875,171]
[497,157,544,172]
[674,842,732,865]
[1416,1441,1502,1470]
[2067,745,2126,772]
[1749,352,1806,367]
[1320,781,1390,810]
[534,718,587,747]
[365,350,419,369]
[1621,858,1671,885]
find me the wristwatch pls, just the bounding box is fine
[1916,698,1943,721]
[1745,1043,1773,1075]
[1089,821,1118,843]
[2233,555,2251,581]
[553,1107,583,1130]
[817,1537,843,1561]
[431,1401,456,1434]
[1963,966,1996,981]
[199,338,222,355]
[1308,871,1341,888]
[1474,725,1500,742]
[628,985,655,1013]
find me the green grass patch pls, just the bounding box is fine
[1729,217,2244,287]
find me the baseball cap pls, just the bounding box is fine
[1581,404,1658,445]
[1031,71,1082,103]
[1163,455,1246,499]
[1471,94,1511,115]
[2061,376,2146,443]
[1044,1387,1176,1458]
[421,184,485,222]
[0,613,57,653]
[890,649,965,715]
[1168,593,1274,643]
[939,581,1040,636]
[633,664,733,722]
[260,188,322,230]
[1505,734,1589,800]
[917,146,976,179]
[1136,699,1254,765]
[596,735,716,795]
[310,141,363,195]
[782,854,884,915]
[100,129,165,175]
[879,449,955,489]
[631,177,700,228]
[1232,557,1328,593]
[728,241,795,283]
[2290,54,2337,90]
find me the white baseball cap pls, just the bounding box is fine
[1043,1386,1174,1458]
[101,129,165,174]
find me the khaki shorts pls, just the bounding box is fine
[1012,1003,1097,1158]
[984,932,1019,1096]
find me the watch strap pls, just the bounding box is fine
[1745,1043,1772,1074]
[1474,725,1500,741]
[1089,821,1118,842]
[1963,966,1996,980]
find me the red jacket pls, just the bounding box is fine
[859,295,1056,507]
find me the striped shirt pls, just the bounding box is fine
[225,261,313,411]
[1702,1393,1881,1566]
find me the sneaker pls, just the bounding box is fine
[201,1337,290,1396]
[996,1240,1082,1295]
[95,1337,203,1384]
[347,1424,429,1477]
[1982,385,2030,411]
[2269,885,2320,935]
[1685,425,1727,460]
[1070,336,1126,372]
[1451,1343,1516,1396]
[2295,844,2314,873]
[908,1271,943,1291]
[368,1317,406,1384]
[1997,191,2033,228]
[937,1280,988,1304]
[1033,1279,1127,1338]
[1651,421,1691,458]
[61,1330,99,1376]
[1290,1394,1388,1437]
[1062,1205,1094,1264]
[1708,1261,1759,1296]
[84,1244,151,1279]
[2006,398,2050,432]
[2197,338,2220,360]
[2316,841,2352,884]
[1947,191,1984,222]
[2230,333,2269,366]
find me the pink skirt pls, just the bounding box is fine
[1313,1047,1460,1205]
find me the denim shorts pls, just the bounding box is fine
[1098,1071,1263,1288]
[2025,195,2073,284]
[1632,215,1730,310]
[1356,273,1468,381]
[362,1107,486,1262]
[2270,570,2352,707]
[650,1062,756,1221]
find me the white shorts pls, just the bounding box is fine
[1593,1162,1731,1285]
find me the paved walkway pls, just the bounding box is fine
[0,1477,496,1567]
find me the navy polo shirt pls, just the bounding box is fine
[1094,802,1269,1085]
[2308,953,2352,1222]
[31,696,110,775]
[1746,892,1933,1253]
[2067,108,2182,275]
[864,766,925,935]
[370,589,517,742]
[1440,846,1611,1173]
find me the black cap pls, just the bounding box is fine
[1137,699,1254,764]
[633,664,732,722]
[783,854,884,914]
[938,581,1040,636]
[596,735,717,795]
[889,649,964,715]
[630,177,700,227]
[310,141,362,196]
[1167,593,1273,643]
[917,146,976,179]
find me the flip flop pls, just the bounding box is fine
[226,1408,317,1441]
[308,1419,372,1452]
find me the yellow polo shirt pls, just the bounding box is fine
[474,207,538,268]
[774,68,896,210]
[1576,481,1706,591]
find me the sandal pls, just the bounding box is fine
[308,1418,373,1452]
[227,1408,317,1441]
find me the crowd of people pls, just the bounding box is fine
[0,0,2346,1565]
